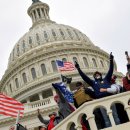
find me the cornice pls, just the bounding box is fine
[0,43,109,89]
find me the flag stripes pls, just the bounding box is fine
[56,60,75,71]
[0,93,24,118]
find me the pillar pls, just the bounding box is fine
[108,111,116,126]
[88,116,97,130]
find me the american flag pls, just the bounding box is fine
[0,93,24,118]
[56,60,75,71]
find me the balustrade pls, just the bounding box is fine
[53,91,130,130]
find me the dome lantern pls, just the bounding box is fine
[28,0,51,27]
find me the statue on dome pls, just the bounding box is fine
[32,0,40,3]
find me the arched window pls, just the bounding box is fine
[41,64,47,75]
[15,78,19,88]
[22,40,26,52]
[52,29,57,39]
[36,33,40,44]
[59,29,65,39]
[17,45,20,56]
[31,68,37,79]
[29,37,32,48]
[67,29,73,39]
[62,58,67,62]
[73,57,78,64]
[83,57,88,67]
[51,60,58,72]
[73,30,80,40]
[22,73,27,84]
[9,84,12,92]
[44,31,48,42]
[92,58,97,67]
[100,60,104,68]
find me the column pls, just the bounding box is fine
[108,111,116,126]
[35,9,39,19]
[46,8,49,19]
[32,11,36,22]
[39,92,43,100]
[52,88,57,96]
[27,98,30,103]
[125,108,130,120]
[44,8,47,19]
[88,116,97,130]
[40,8,44,18]
[75,125,82,130]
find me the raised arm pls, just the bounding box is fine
[104,53,114,82]
[126,51,130,71]
[75,61,93,86]
[37,109,49,125]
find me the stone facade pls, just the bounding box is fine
[0,1,123,130]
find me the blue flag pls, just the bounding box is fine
[53,82,74,103]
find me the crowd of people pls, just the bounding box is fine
[37,52,130,130]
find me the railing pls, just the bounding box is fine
[53,91,130,130]
[0,97,57,121]
[24,96,57,111]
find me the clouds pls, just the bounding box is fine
[0,0,130,79]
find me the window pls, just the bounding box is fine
[62,58,67,62]
[51,60,58,72]
[73,57,78,64]
[41,64,47,75]
[22,73,27,84]
[92,58,97,67]
[15,78,19,88]
[9,84,12,92]
[33,10,36,19]
[30,94,39,102]
[44,31,48,42]
[31,68,37,79]
[22,40,26,52]
[52,29,56,37]
[100,60,104,68]
[29,37,32,48]
[73,30,80,40]
[67,29,73,39]
[42,89,53,99]
[21,100,27,104]
[59,29,65,39]
[36,33,40,44]
[17,45,20,56]
[37,9,41,18]
[83,57,88,67]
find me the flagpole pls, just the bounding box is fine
[56,60,63,82]
[14,110,20,130]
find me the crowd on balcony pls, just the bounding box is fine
[37,51,130,130]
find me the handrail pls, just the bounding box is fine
[53,91,130,130]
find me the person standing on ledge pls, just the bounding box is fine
[75,52,114,99]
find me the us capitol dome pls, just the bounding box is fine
[0,0,124,130]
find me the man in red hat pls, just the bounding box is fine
[37,109,62,130]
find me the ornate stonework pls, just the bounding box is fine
[0,0,123,130]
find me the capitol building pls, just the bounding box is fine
[1,0,130,130]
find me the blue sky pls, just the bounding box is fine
[0,0,130,79]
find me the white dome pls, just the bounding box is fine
[8,22,93,66]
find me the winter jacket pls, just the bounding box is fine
[77,59,114,98]
[123,77,130,91]
[52,83,75,118]
[38,114,62,130]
